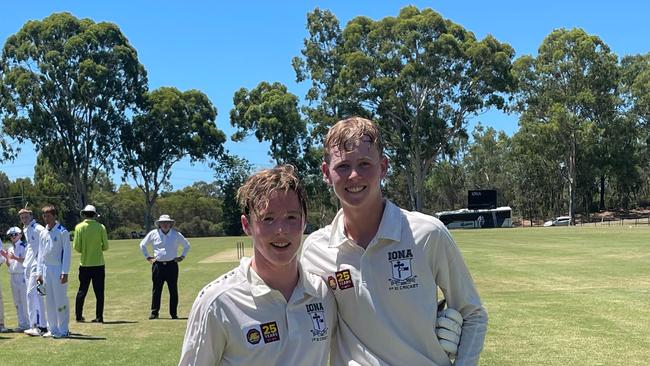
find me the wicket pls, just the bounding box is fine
[236,241,245,259]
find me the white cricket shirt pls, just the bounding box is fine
[140,228,190,262]
[37,222,72,276]
[23,219,45,271]
[179,257,337,366]
[302,200,488,366]
[8,240,26,274]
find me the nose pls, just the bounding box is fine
[349,166,360,179]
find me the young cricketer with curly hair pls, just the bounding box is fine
[179,165,336,366]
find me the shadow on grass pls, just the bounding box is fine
[102,320,139,325]
[67,332,107,341]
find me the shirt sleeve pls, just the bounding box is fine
[73,224,82,253]
[140,231,152,258]
[61,229,72,275]
[178,232,190,258]
[433,228,488,366]
[178,295,226,366]
[101,224,109,251]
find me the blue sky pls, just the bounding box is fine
[1,1,648,189]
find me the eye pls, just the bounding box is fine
[261,216,275,224]
[335,163,350,170]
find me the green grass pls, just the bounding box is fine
[0,227,648,365]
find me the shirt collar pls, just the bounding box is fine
[328,199,402,248]
[243,257,319,299]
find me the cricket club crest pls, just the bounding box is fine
[387,249,418,289]
[305,303,328,338]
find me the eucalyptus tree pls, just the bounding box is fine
[230,81,307,169]
[513,28,618,223]
[0,12,148,208]
[294,6,515,211]
[118,87,226,231]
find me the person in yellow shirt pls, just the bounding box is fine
[73,204,109,323]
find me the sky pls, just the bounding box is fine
[1,0,649,189]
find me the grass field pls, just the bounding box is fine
[0,226,648,365]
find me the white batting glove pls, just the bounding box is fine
[436,307,463,357]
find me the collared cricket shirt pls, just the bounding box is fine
[23,220,45,271]
[302,200,488,366]
[140,228,190,262]
[179,257,336,366]
[37,222,71,276]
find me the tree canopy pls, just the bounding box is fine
[0,12,148,209]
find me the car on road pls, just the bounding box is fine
[543,216,571,227]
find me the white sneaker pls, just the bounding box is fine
[42,331,53,338]
[0,326,10,333]
[24,327,42,336]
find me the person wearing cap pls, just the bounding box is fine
[73,204,109,323]
[2,227,29,331]
[140,214,190,320]
[37,204,72,339]
[18,208,48,336]
[179,165,336,366]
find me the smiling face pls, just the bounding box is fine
[322,137,388,210]
[242,190,306,272]
[19,212,32,226]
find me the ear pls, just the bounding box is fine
[241,215,252,236]
[321,161,332,185]
[379,155,389,179]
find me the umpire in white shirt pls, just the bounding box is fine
[139,215,190,320]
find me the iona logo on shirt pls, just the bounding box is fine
[305,302,328,339]
[387,248,419,290]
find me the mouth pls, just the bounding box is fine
[270,242,291,248]
[346,186,366,193]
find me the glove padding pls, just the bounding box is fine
[436,307,463,357]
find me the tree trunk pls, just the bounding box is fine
[599,175,605,211]
[568,136,577,225]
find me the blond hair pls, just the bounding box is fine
[237,165,307,219]
[323,117,383,163]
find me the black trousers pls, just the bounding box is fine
[75,265,105,320]
[151,261,179,317]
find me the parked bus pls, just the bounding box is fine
[435,206,513,229]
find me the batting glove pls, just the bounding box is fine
[436,307,463,357]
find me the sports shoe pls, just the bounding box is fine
[91,318,103,323]
[42,331,53,338]
[76,317,85,322]
[149,314,158,320]
[0,326,10,333]
[24,327,43,336]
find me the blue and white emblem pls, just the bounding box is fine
[390,258,413,281]
[306,303,327,337]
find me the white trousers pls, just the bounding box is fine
[10,272,29,329]
[25,266,47,328]
[43,264,69,336]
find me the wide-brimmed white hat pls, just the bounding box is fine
[155,214,175,226]
[6,227,22,236]
[80,204,100,217]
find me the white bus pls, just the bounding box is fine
[435,206,513,229]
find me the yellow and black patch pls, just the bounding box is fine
[246,328,261,345]
[335,269,354,290]
[261,321,280,343]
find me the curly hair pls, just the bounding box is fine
[323,116,383,163]
[237,164,307,219]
